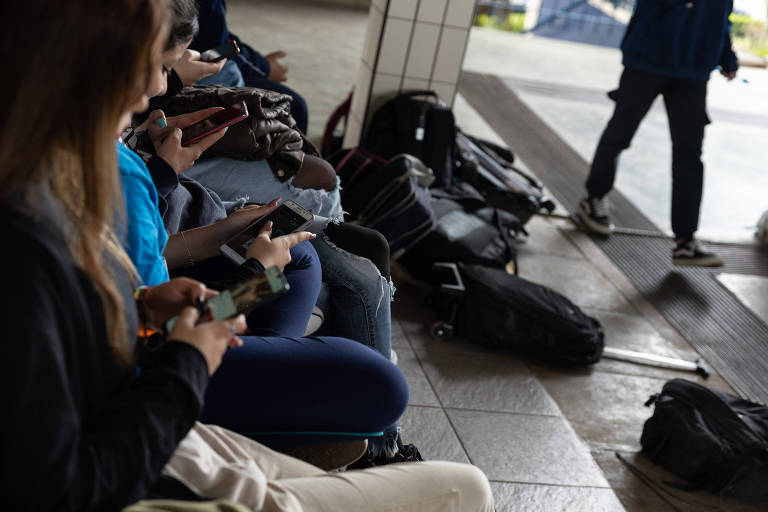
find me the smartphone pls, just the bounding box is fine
[181,101,249,147]
[165,266,289,332]
[220,200,314,265]
[199,40,240,63]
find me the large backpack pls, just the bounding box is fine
[430,263,604,366]
[641,379,768,503]
[455,130,555,226]
[361,90,456,189]
[328,148,436,258]
[399,183,520,277]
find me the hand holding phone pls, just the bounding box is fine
[165,266,290,333]
[181,101,249,147]
[220,200,314,266]
[200,40,240,63]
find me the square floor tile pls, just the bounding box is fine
[536,371,664,451]
[399,405,469,463]
[391,318,410,348]
[517,217,585,260]
[517,253,635,314]
[490,481,625,512]
[418,351,561,415]
[397,345,440,406]
[448,409,608,487]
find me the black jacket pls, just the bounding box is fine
[0,191,209,511]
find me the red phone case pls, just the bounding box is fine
[181,101,249,147]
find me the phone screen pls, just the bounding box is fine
[225,203,312,262]
[181,102,247,145]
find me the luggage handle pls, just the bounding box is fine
[432,262,466,297]
[390,153,436,188]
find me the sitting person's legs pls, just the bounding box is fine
[171,242,321,336]
[184,157,342,219]
[200,334,408,443]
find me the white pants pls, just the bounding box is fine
[162,423,494,512]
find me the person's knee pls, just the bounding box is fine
[288,241,320,270]
[291,155,337,191]
[428,462,494,512]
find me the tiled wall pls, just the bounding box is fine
[344,0,477,147]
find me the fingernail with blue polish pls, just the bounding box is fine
[157,118,167,128]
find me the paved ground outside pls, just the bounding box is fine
[226,2,767,510]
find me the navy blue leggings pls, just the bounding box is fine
[171,241,321,336]
[201,335,409,448]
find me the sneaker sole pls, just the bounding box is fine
[672,256,724,267]
[574,208,614,236]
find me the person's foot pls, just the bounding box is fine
[346,437,424,469]
[576,196,614,236]
[281,439,368,471]
[672,239,724,267]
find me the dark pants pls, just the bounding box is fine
[586,68,710,240]
[171,241,321,336]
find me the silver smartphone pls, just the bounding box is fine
[220,200,314,265]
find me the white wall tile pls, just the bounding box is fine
[429,81,456,106]
[350,61,373,124]
[366,72,402,124]
[416,0,448,24]
[431,26,468,83]
[362,5,385,66]
[444,0,476,28]
[377,17,413,75]
[401,76,430,93]
[388,0,417,19]
[343,112,363,148]
[405,22,441,80]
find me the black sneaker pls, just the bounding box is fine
[672,239,724,267]
[346,437,424,469]
[576,197,614,236]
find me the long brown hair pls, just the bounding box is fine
[0,1,168,363]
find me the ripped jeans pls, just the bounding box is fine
[185,157,343,219]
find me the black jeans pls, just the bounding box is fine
[586,68,710,240]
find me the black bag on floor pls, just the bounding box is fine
[455,130,555,226]
[362,90,456,189]
[641,379,768,503]
[400,183,520,277]
[329,149,436,258]
[430,263,603,365]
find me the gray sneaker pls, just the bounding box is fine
[672,239,724,267]
[576,197,614,236]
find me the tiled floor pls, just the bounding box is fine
[227,2,767,510]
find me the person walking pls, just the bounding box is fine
[576,0,738,266]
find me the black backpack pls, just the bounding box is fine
[399,183,519,277]
[328,148,436,258]
[361,90,456,189]
[430,263,604,366]
[641,379,768,503]
[455,130,555,226]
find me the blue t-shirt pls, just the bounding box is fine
[117,142,170,286]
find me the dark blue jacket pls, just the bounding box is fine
[191,0,271,81]
[621,0,738,81]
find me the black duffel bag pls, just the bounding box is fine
[429,263,604,366]
[641,378,768,503]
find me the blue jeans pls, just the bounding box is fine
[201,334,408,450]
[170,241,321,336]
[185,157,343,220]
[197,59,245,87]
[311,233,393,361]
